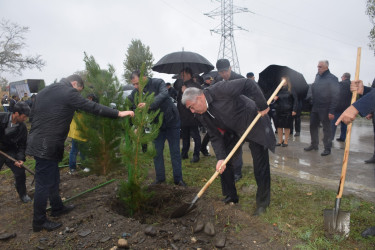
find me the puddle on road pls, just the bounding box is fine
[271,157,375,196]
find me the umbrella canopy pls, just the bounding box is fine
[258,65,309,100]
[152,51,214,74]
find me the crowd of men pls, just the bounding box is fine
[0,58,374,236]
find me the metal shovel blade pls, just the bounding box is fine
[323,208,350,237]
[170,202,197,218]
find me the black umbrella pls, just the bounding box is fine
[152,51,214,74]
[258,65,309,100]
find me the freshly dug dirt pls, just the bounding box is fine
[0,168,298,249]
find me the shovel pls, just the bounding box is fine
[0,150,35,176]
[323,47,361,237]
[171,78,287,218]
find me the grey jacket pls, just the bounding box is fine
[311,69,339,113]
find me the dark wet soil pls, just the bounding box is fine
[0,168,298,249]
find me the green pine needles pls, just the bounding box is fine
[118,65,163,215]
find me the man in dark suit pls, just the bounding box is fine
[182,78,275,216]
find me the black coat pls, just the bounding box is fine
[176,79,202,126]
[0,112,28,161]
[194,78,275,160]
[128,78,179,129]
[335,79,352,113]
[311,69,339,113]
[26,78,119,161]
[215,71,244,83]
[274,87,298,114]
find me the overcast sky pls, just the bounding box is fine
[1,0,375,86]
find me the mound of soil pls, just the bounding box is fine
[0,169,296,249]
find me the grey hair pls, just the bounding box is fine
[319,60,329,67]
[342,72,351,80]
[181,87,203,105]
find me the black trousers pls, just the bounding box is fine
[200,133,210,153]
[181,125,201,158]
[33,157,64,225]
[249,141,271,209]
[0,151,27,197]
[309,109,332,150]
[220,137,270,208]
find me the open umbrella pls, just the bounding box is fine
[258,65,309,100]
[152,51,214,74]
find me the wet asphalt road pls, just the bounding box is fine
[239,116,375,203]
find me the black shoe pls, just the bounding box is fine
[304,145,318,151]
[336,138,345,142]
[20,194,32,203]
[281,143,288,147]
[294,132,300,136]
[190,155,200,163]
[50,204,75,217]
[253,206,267,216]
[223,196,239,204]
[151,179,165,185]
[365,156,375,164]
[200,150,211,157]
[174,180,187,187]
[33,219,62,232]
[181,154,188,159]
[362,226,375,238]
[321,149,331,156]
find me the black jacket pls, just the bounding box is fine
[335,79,352,113]
[274,87,298,114]
[311,69,339,113]
[0,112,28,161]
[26,78,119,161]
[215,71,244,83]
[194,78,275,161]
[176,79,202,126]
[128,78,180,129]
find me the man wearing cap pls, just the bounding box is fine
[216,59,245,181]
[247,72,255,81]
[201,75,214,89]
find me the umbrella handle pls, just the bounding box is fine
[336,47,361,199]
[196,78,287,199]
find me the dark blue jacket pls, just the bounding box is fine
[353,87,375,116]
[129,78,179,129]
[335,79,352,113]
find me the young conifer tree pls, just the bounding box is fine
[76,53,126,175]
[118,65,163,215]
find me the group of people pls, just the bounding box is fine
[0,56,373,235]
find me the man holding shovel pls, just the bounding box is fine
[336,80,375,237]
[181,78,275,216]
[0,101,31,203]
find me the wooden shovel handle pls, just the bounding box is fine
[196,78,287,199]
[337,47,361,199]
[0,150,35,175]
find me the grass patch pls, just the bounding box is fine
[161,146,375,249]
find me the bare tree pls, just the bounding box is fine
[0,19,45,76]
